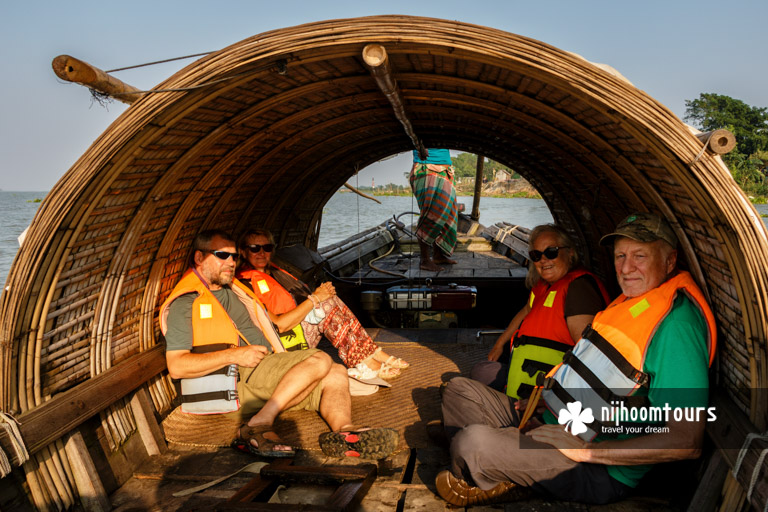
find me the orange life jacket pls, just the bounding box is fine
[237,267,298,315]
[515,269,609,347]
[160,269,283,352]
[236,267,310,351]
[506,269,609,399]
[542,270,717,441]
[160,269,283,414]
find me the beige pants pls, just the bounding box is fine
[226,348,325,422]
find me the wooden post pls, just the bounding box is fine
[52,55,141,105]
[471,155,485,221]
[129,387,166,456]
[64,431,110,512]
[362,44,427,160]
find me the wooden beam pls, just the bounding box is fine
[17,345,166,456]
[471,155,484,221]
[362,44,426,159]
[51,55,142,105]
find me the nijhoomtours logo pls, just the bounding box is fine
[557,401,594,436]
[599,400,717,435]
[556,400,719,437]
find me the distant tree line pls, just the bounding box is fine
[450,153,519,181]
[684,93,768,200]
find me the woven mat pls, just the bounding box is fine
[162,343,485,451]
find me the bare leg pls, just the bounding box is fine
[418,239,442,271]
[247,351,332,427]
[433,247,457,265]
[317,363,353,431]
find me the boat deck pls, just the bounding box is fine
[108,331,687,511]
[338,238,528,283]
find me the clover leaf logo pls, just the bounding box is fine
[558,401,594,436]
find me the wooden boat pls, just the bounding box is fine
[1,15,767,511]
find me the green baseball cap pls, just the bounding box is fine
[599,212,678,247]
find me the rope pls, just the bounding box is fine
[732,431,768,507]
[691,131,715,165]
[92,69,261,99]
[0,412,29,477]
[354,164,362,286]
[105,52,214,73]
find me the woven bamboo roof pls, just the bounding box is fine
[2,14,767,438]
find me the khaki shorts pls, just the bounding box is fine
[228,348,325,421]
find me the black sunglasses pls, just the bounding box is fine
[245,244,274,254]
[203,250,238,261]
[529,246,569,262]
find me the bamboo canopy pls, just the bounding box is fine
[1,15,767,509]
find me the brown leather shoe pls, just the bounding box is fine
[435,470,527,506]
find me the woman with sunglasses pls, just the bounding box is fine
[236,228,408,380]
[471,224,610,399]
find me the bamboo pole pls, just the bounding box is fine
[52,55,141,104]
[471,155,484,221]
[696,129,737,155]
[362,44,427,159]
[343,182,382,204]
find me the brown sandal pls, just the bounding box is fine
[233,424,295,458]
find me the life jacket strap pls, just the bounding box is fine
[513,335,572,352]
[181,389,239,403]
[520,358,555,378]
[583,326,650,386]
[560,351,649,410]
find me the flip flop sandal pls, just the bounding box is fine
[318,427,398,459]
[233,424,295,458]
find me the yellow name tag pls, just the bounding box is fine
[629,298,650,318]
[257,279,270,294]
[529,292,535,308]
[199,303,213,319]
[543,291,557,308]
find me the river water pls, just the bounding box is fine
[2,190,767,287]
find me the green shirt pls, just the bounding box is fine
[607,294,710,487]
[543,294,710,488]
[164,287,270,351]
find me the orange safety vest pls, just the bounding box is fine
[160,269,284,414]
[542,270,717,441]
[160,269,283,352]
[237,267,298,314]
[506,269,609,399]
[237,267,310,351]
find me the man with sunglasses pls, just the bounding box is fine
[160,229,398,459]
[434,213,716,507]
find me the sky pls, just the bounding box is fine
[1,0,766,191]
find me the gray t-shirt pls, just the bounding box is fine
[165,287,270,351]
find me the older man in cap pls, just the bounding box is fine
[435,212,717,507]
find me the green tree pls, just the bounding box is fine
[450,153,519,180]
[684,94,768,199]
